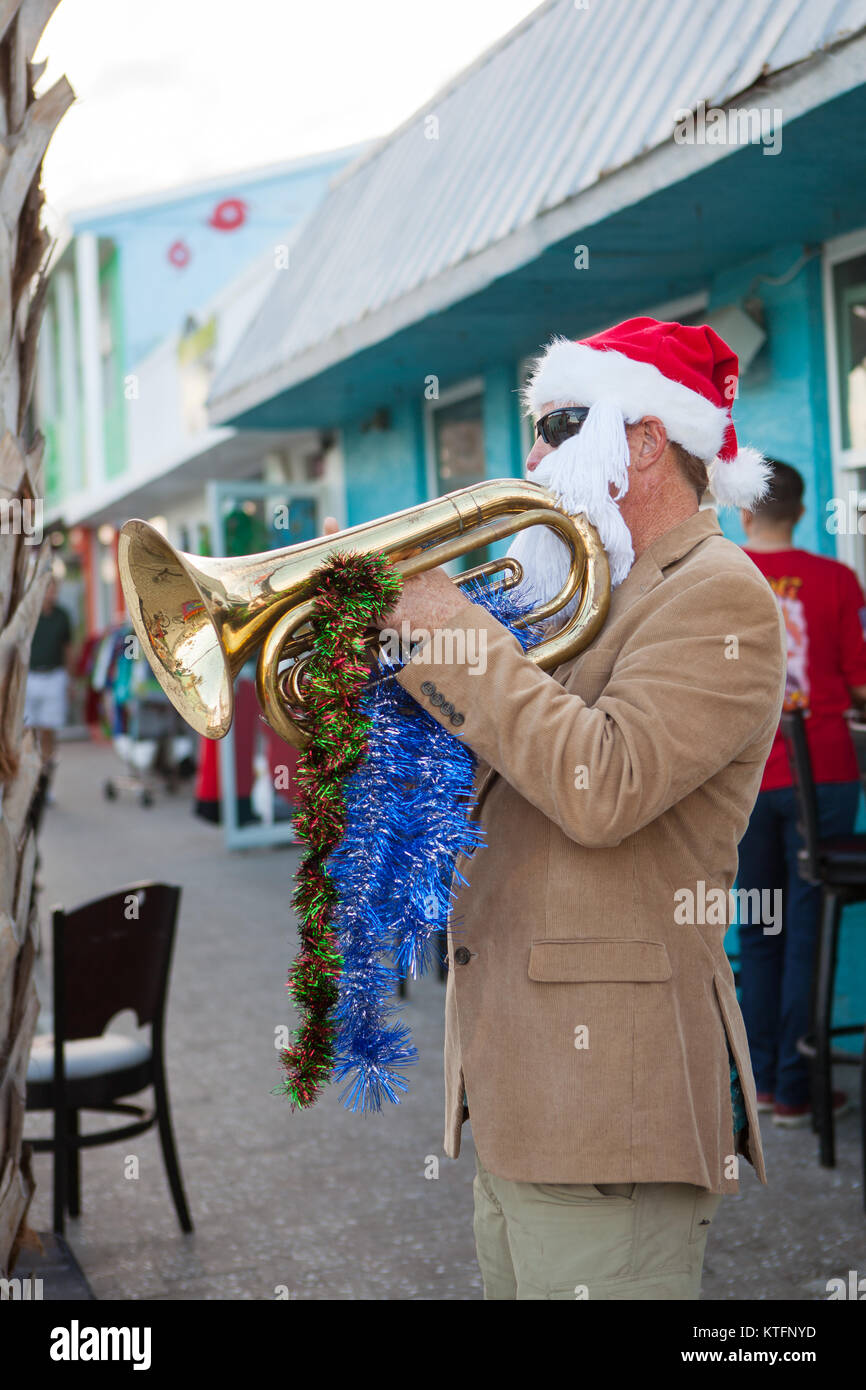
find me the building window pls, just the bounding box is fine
[831,251,866,453]
[823,232,866,582]
[430,390,485,493]
[426,380,486,572]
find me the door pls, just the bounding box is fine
[208,479,327,850]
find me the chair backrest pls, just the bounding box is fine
[779,709,820,877]
[52,883,181,1042]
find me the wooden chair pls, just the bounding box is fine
[24,882,193,1235]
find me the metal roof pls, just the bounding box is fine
[208,0,866,421]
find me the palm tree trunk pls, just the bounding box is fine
[0,0,72,1276]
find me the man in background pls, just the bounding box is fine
[25,577,73,789]
[739,460,866,1126]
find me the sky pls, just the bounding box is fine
[36,0,541,220]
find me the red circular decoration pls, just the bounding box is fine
[168,239,191,267]
[208,197,247,232]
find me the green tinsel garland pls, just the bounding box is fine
[274,549,402,1109]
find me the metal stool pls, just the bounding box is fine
[781,711,866,1201]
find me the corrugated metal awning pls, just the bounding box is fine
[208,0,866,423]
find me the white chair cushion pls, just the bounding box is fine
[27,1033,151,1084]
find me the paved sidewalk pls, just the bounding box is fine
[24,742,865,1300]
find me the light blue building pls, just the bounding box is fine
[38,146,361,628]
[71,147,361,371]
[208,0,866,1041]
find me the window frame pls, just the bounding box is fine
[423,375,484,501]
[822,227,866,577]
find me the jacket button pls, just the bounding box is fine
[420,680,435,696]
[454,946,471,965]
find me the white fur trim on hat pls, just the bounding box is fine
[706,446,772,510]
[523,336,729,462]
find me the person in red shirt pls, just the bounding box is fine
[738,460,866,1125]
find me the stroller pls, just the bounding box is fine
[99,628,194,806]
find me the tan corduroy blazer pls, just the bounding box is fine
[395,508,787,1195]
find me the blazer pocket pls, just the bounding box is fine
[528,938,672,983]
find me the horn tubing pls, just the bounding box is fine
[255,508,606,749]
[118,478,610,743]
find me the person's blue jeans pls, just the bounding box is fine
[736,781,860,1107]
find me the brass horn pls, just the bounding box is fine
[117,478,610,752]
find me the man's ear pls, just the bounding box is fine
[632,416,667,470]
[741,508,754,533]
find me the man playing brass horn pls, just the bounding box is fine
[363,317,786,1300]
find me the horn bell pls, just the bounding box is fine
[118,520,242,740]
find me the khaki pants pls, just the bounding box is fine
[473,1150,722,1300]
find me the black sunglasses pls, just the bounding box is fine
[534,406,590,447]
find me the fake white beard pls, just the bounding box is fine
[506,399,636,624]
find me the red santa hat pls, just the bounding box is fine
[509,316,771,598]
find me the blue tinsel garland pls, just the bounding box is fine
[325,578,540,1112]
